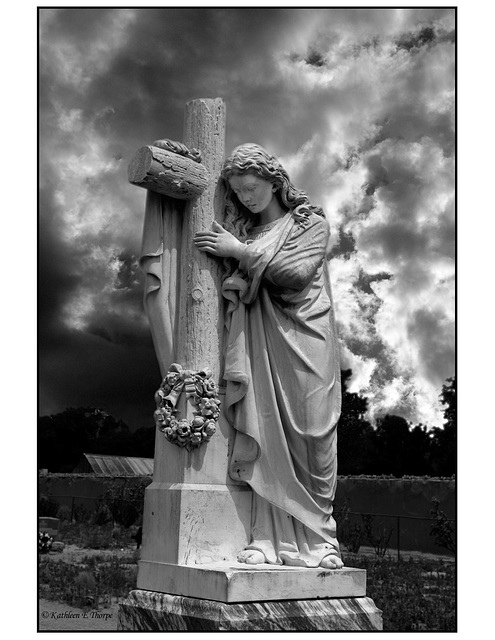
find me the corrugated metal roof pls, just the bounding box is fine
[82,454,154,476]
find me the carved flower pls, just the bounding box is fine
[203,378,217,396]
[190,432,202,446]
[191,416,205,430]
[203,420,217,437]
[199,398,220,417]
[176,420,191,437]
[154,389,166,405]
[163,426,175,439]
[165,371,181,387]
[153,408,165,423]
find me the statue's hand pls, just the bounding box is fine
[194,221,246,260]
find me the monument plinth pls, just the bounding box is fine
[118,97,383,631]
[118,592,382,631]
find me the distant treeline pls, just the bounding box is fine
[38,408,156,473]
[38,371,455,477]
[337,371,455,478]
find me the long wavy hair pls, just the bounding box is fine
[221,143,324,243]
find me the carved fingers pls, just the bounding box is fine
[194,222,246,260]
[194,230,219,253]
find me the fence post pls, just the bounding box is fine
[397,515,401,562]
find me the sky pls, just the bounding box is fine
[38,5,456,430]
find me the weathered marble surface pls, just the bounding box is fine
[137,561,366,603]
[117,590,383,631]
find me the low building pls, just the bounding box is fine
[73,453,154,476]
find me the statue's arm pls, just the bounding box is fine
[258,216,330,291]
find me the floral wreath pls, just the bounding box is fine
[39,531,53,554]
[153,363,221,450]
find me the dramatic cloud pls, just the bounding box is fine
[39,7,455,428]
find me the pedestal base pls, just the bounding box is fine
[117,590,383,631]
[138,560,366,602]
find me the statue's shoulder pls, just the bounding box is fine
[290,208,329,240]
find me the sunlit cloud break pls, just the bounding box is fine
[281,16,454,427]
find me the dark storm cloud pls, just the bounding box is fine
[39,325,160,428]
[39,6,316,426]
[39,7,455,428]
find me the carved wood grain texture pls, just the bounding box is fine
[177,98,226,380]
[128,145,209,200]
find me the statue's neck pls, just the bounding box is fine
[258,200,286,225]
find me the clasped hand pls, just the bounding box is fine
[194,221,246,260]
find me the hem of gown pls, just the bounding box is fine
[243,542,341,568]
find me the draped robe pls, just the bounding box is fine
[223,210,342,566]
[139,191,182,377]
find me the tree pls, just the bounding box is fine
[407,424,433,476]
[373,414,416,477]
[337,370,377,475]
[38,407,154,472]
[440,376,456,431]
[429,377,456,476]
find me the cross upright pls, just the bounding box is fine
[128,98,252,595]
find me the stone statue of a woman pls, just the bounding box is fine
[194,143,343,570]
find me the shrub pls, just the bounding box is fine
[39,495,59,517]
[335,501,364,553]
[73,503,92,523]
[361,514,394,558]
[430,498,455,554]
[103,480,150,528]
[91,503,113,526]
[80,526,113,549]
[56,505,72,522]
[58,521,135,548]
[73,571,97,606]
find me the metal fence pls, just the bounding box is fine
[339,510,455,561]
[39,495,455,561]
[39,494,144,523]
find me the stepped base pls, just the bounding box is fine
[117,589,383,631]
[137,560,366,602]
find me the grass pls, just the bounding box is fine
[39,551,139,609]
[39,522,456,630]
[58,521,138,549]
[345,554,456,631]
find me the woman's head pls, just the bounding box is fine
[221,143,323,240]
[221,143,287,190]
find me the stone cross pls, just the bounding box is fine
[121,99,382,629]
[128,98,252,594]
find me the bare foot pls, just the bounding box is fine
[319,553,344,569]
[237,549,266,564]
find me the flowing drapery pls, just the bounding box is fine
[139,191,183,377]
[222,212,342,566]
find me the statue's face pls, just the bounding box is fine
[229,173,276,215]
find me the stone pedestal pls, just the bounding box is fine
[139,409,253,571]
[137,562,366,602]
[118,565,383,631]
[117,590,383,631]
